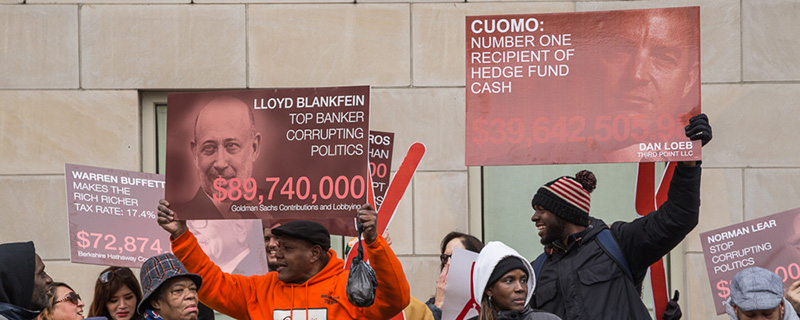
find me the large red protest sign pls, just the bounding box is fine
[165,87,369,236]
[700,207,800,315]
[466,7,701,165]
[65,164,171,268]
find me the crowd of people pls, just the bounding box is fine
[0,114,794,320]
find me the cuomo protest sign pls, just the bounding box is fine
[700,207,800,315]
[165,86,370,236]
[465,7,701,165]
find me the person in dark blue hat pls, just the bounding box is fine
[138,253,203,320]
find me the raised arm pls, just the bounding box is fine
[157,199,260,320]
[612,163,701,274]
[356,204,411,318]
[613,113,711,274]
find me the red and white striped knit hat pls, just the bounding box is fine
[531,170,597,226]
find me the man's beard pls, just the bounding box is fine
[540,218,567,245]
[29,288,49,311]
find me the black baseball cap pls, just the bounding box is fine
[272,220,331,250]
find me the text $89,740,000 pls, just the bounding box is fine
[212,175,368,204]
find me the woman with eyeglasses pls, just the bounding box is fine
[38,282,85,320]
[88,267,143,320]
[426,231,484,320]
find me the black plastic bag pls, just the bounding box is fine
[346,227,378,307]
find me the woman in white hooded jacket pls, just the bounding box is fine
[470,242,561,320]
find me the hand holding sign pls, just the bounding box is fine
[685,113,712,146]
[357,204,378,245]
[157,199,188,239]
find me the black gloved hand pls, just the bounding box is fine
[661,290,682,320]
[685,113,712,146]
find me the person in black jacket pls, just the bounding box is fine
[529,114,711,320]
[0,242,54,320]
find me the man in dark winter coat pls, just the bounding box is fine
[529,114,712,320]
[0,242,54,320]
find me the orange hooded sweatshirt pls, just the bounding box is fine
[171,231,410,320]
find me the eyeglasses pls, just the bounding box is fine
[100,267,134,283]
[440,253,452,264]
[54,292,81,305]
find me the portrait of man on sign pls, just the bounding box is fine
[170,96,263,220]
[595,10,699,115]
[584,7,700,161]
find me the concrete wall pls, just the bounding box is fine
[2,0,799,318]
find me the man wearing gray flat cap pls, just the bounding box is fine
[725,267,799,320]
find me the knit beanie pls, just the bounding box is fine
[487,256,529,288]
[531,170,596,227]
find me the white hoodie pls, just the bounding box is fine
[472,241,536,306]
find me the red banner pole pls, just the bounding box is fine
[635,162,672,318]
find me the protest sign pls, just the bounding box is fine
[700,207,800,314]
[186,219,267,276]
[369,131,394,210]
[165,86,370,236]
[465,7,701,165]
[65,164,170,268]
[442,248,480,320]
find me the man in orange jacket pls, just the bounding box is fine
[157,200,410,320]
